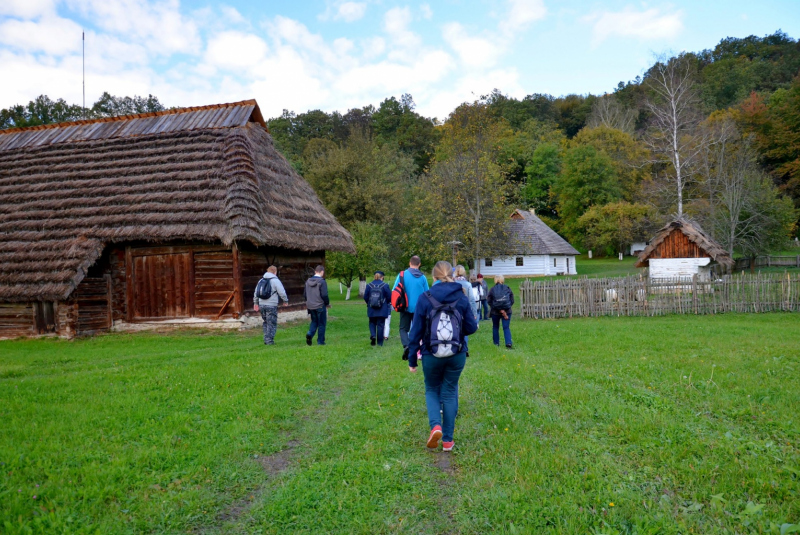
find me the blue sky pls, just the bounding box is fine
[1,1,798,119]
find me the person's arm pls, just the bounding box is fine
[275,279,289,304]
[321,280,330,306]
[510,288,515,308]
[363,284,371,305]
[383,284,392,304]
[487,287,495,309]
[460,295,479,336]
[253,281,260,311]
[423,276,430,291]
[392,274,400,290]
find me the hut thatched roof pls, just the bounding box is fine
[635,218,733,268]
[0,100,354,302]
[507,209,580,256]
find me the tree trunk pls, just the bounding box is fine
[358,279,367,298]
[345,284,352,300]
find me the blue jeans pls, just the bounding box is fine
[492,313,512,346]
[369,317,386,345]
[422,351,467,443]
[480,300,489,320]
[307,308,327,345]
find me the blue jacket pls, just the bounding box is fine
[392,268,429,314]
[363,280,392,318]
[407,282,479,367]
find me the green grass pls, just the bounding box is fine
[1,287,799,534]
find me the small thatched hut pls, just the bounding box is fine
[479,209,579,277]
[0,100,354,339]
[635,218,733,280]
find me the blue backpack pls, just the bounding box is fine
[367,281,386,309]
[255,277,273,300]
[425,292,463,358]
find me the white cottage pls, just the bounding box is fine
[635,218,734,281]
[479,209,579,277]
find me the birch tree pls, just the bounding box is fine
[644,54,705,217]
[587,94,637,134]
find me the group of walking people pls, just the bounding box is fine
[254,257,515,452]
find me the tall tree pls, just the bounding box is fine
[415,102,512,270]
[552,144,622,242]
[302,128,415,229]
[644,54,705,216]
[587,95,637,134]
[698,115,797,256]
[326,222,390,300]
[372,94,438,174]
[577,201,656,256]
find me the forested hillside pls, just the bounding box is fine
[2,31,798,274]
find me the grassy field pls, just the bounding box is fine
[1,284,799,534]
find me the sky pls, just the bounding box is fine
[1,0,799,120]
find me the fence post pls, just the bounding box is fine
[768,255,771,267]
[692,274,698,314]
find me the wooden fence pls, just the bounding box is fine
[733,255,800,271]
[519,272,800,319]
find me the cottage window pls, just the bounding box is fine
[553,258,557,267]
[516,257,524,266]
[485,258,493,267]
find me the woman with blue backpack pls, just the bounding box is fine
[487,274,515,349]
[363,270,392,346]
[407,261,478,452]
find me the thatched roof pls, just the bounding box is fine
[0,100,354,302]
[507,209,580,256]
[635,218,733,268]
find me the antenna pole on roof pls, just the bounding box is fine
[82,31,85,120]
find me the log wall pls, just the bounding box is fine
[648,230,710,260]
[0,303,35,339]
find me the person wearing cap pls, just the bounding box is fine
[363,270,392,346]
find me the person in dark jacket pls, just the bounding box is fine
[487,274,514,349]
[304,265,330,346]
[253,266,289,345]
[407,261,478,452]
[477,274,489,320]
[363,270,392,346]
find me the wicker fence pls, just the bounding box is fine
[732,255,800,271]
[519,272,800,319]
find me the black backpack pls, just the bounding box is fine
[367,282,386,309]
[255,277,273,300]
[492,285,512,310]
[425,292,463,358]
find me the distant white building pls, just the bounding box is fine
[635,218,734,281]
[630,241,648,256]
[479,209,579,277]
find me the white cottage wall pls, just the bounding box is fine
[479,255,577,276]
[649,258,712,280]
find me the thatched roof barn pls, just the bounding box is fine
[635,218,733,280]
[0,100,353,338]
[479,209,580,277]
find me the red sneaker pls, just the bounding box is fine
[442,441,454,452]
[426,425,442,448]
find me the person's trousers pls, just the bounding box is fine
[307,307,327,344]
[422,351,467,443]
[492,313,512,346]
[480,299,489,320]
[399,311,414,348]
[384,312,391,338]
[259,305,278,344]
[369,317,386,346]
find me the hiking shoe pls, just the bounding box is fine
[506,344,513,349]
[442,441,454,452]
[427,426,442,449]
[402,347,409,361]
[306,334,312,346]
[370,336,376,346]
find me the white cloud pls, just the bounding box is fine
[0,14,83,56]
[442,22,503,69]
[334,2,367,22]
[383,6,421,52]
[0,0,56,19]
[420,4,433,20]
[204,31,269,72]
[500,0,546,34]
[220,5,246,25]
[588,7,684,45]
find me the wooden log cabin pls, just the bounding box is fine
[0,100,354,339]
[635,218,734,281]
